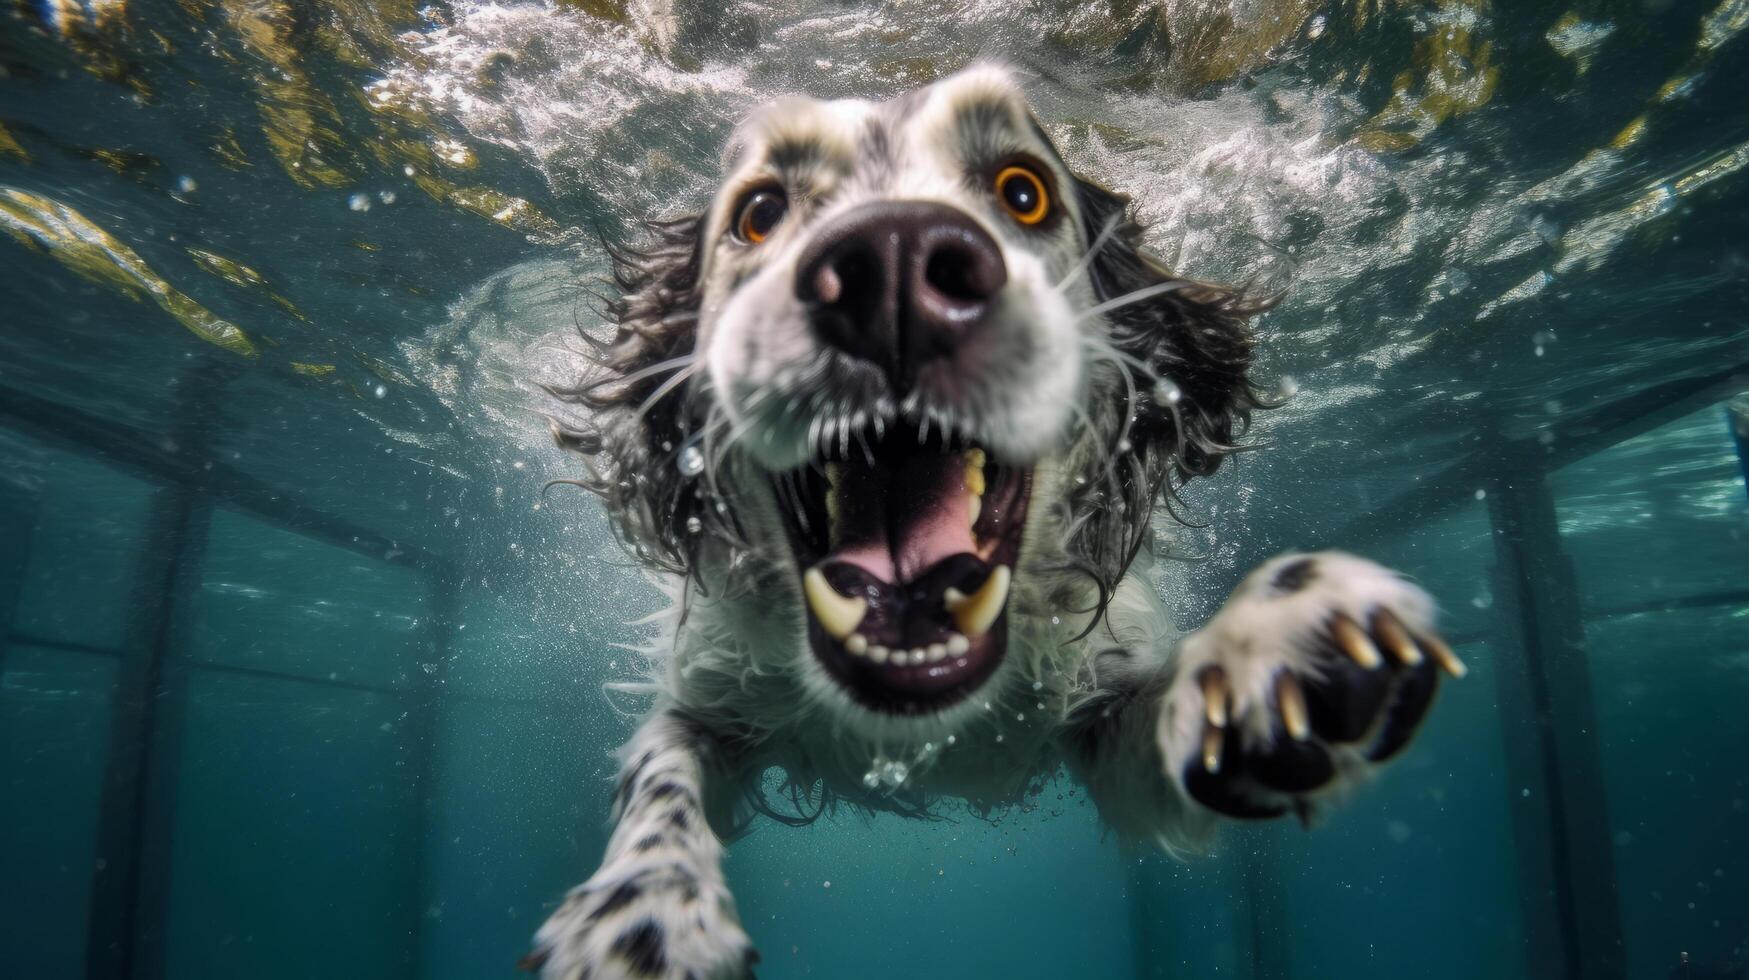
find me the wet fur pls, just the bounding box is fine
[534,66,1445,980]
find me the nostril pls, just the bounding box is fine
[924,247,988,304]
[920,232,1005,310]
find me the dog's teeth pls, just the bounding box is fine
[927,643,947,662]
[964,450,986,496]
[803,567,867,640]
[845,633,868,656]
[967,493,981,528]
[869,644,890,664]
[946,633,969,655]
[893,649,912,666]
[944,565,1010,638]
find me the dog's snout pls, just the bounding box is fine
[796,201,1007,378]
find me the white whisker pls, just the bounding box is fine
[615,354,696,389]
[633,363,699,421]
[1078,280,1190,322]
[1055,211,1123,294]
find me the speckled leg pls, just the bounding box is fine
[527,711,756,980]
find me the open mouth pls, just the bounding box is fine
[775,424,1032,714]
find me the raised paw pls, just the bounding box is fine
[1158,551,1467,821]
[525,860,757,980]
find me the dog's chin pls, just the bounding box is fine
[770,419,1033,716]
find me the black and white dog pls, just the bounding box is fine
[532,64,1463,979]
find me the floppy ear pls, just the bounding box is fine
[1072,176,1272,482]
[546,214,731,578]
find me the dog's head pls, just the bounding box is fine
[556,65,1269,728]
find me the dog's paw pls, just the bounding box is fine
[525,860,757,980]
[1158,551,1467,820]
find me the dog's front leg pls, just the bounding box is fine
[528,710,756,980]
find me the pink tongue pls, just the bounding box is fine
[829,453,974,584]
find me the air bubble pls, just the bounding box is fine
[1151,379,1182,405]
[685,516,703,534]
[348,193,372,212]
[678,445,705,476]
[1532,328,1557,358]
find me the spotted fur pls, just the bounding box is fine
[531,65,1450,979]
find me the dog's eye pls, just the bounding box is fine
[735,188,788,244]
[994,165,1050,225]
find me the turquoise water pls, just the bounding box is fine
[1,2,1747,978]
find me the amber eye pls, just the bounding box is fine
[994,164,1050,225]
[735,188,788,244]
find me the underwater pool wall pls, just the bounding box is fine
[2,361,1746,979]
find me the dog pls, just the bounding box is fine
[530,64,1464,980]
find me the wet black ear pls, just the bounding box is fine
[1072,175,1271,480]
[545,214,732,578]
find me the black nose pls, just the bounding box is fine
[795,200,1007,380]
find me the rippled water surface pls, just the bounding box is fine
[1,2,1746,978]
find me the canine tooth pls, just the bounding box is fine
[965,457,986,496]
[869,645,890,664]
[946,633,970,655]
[965,447,986,468]
[967,493,981,528]
[845,633,868,655]
[803,568,867,640]
[927,643,947,662]
[944,565,1011,638]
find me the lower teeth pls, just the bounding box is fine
[844,632,970,665]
